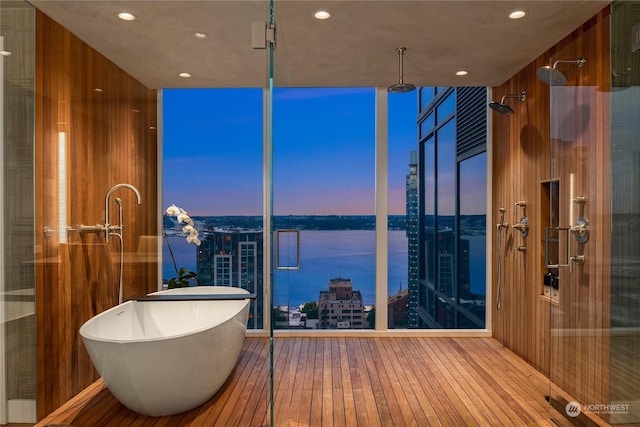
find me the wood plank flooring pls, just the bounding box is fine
[34,337,604,427]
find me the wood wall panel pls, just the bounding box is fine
[35,10,158,419]
[491,8,611,412]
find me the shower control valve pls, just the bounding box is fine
[570,217,590,244]
[512,216,529,238]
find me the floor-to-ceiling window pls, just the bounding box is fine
[162,88,264,329]
[387,90,418,329]
[162,86,487,331]
[417,87,487,329]
[272,87,376,330]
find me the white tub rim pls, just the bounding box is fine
[79,286,250,344]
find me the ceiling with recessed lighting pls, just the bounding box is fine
[30,0,610,89]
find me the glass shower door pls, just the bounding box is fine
[0,1,36,423]
[547,3,640,423]
[606,2,640,424]
[546,74,606,424]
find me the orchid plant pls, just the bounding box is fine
[164,204,202,288]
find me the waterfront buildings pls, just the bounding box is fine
[318,278,366,329]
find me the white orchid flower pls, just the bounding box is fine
[186,234,201,246]
[165,204,181,216]
[164,205,202,287]
[182,224,197,235]
[177,212,194,226]
[166,204,200,247]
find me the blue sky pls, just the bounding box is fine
[163,87,417,216]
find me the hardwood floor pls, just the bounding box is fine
[35,337,606,426]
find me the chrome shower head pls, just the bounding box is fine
[489,101,514,114]
[489,90,527,115]
[388,83,416,93]
[388,47,416,93]
[537,57,586,86]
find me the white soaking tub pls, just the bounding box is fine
[79,286,251,417]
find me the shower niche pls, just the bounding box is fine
[541,179,559,301]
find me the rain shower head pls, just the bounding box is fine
[489,91,527,114]
[388,83,416,93]
[388,47,416,93]
[536,57,586,86]
[489,101,515,115]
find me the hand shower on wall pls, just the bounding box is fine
[536,57,586,86]
[495,208,509,311]
[489,91,526,114]
[104,184,142,303]
[496,207,509,231]
[512,201,529,258]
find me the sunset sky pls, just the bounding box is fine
[163,87,417,216]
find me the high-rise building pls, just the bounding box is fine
[197,228,263,329]
[416,87,487,329]
[406,150,419,328]
[318,278,365,329]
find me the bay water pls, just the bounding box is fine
[163,229,485,307]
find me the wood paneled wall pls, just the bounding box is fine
[491,8,611,410]
[34,10,158,419]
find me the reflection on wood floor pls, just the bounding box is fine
[35,337,609,426]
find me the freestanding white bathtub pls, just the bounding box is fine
[79,286,251,417]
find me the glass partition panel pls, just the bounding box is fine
[547,78,607,426]
[271,87,376,331]
[546,4,640,423]
[1,0,36,423]
[608,1,640,424]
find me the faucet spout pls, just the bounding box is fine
[105,183,142,241]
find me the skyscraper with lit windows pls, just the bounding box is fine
[406,150,419,328]
[197,228,263,329]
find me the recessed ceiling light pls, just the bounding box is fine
[456,70,468,76]
[193,32,207,39]
[508,10,527,19]
[118,12,136,21]
[179,72,192,78]
[0,50,12,56]
[93,87,104,93]
[314,10,332,20]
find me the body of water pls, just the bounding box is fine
[163,230,486,307]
